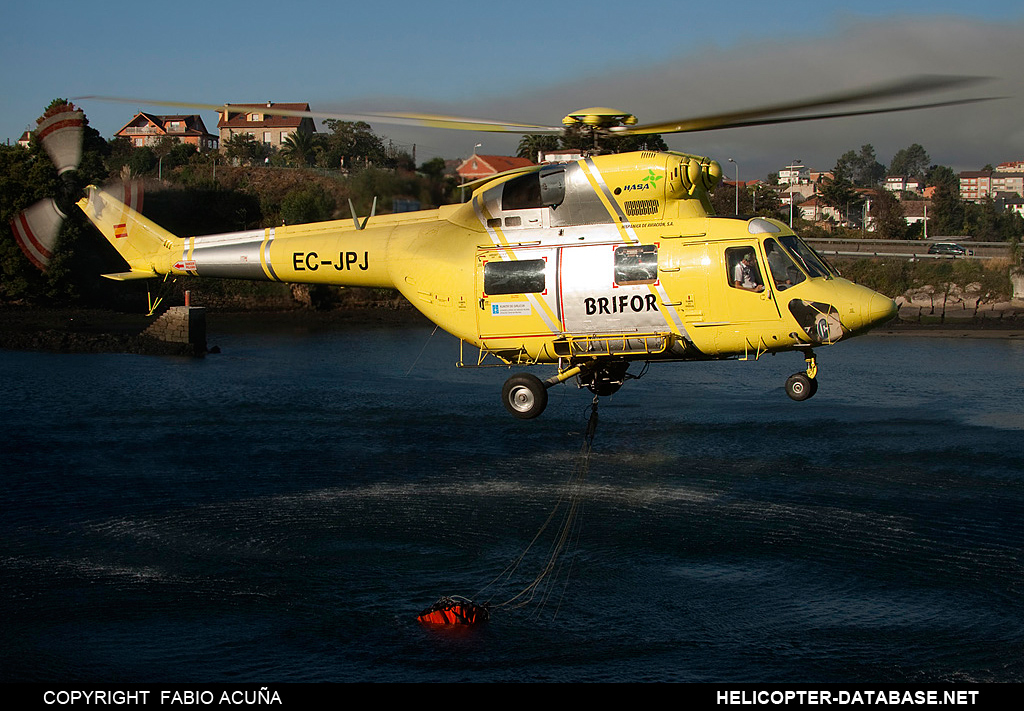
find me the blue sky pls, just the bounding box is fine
[3,1,1022,178]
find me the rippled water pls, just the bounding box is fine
[2,323,1023,682]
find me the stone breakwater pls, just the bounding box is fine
[895,285,1024,325]
[0,306,205,356]
[142,306,207,356]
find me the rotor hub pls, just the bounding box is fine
[562,107,637,130]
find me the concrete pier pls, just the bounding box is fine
[143,306,207,356]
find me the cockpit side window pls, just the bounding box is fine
[726,246,764,293]
[764,238,806,290]
[501,169,565,211]
[502,173,543,211]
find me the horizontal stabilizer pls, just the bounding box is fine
[101,270,159,281]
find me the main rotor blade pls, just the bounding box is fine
[77,74,988,139]
[75,96,563,134]
[615,96,1000,135]
[613,74,989,135]
[353,111,562,134]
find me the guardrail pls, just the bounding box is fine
[805,239,1011,261]
[813,250,1001,261]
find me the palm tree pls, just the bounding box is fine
[281,130,315,167]
[516,134,559,161]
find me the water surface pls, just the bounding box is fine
[2,324,1022,682]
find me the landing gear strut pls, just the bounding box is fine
[501,360,631,419]
[785,350,819,401]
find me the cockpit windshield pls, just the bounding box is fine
[764,238,805,290]
[777,234,835,279]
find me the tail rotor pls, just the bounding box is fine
[9,103,85,271]
[10,102,142,272]
[35,102,85,176]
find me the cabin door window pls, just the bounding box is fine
[719,245,780,321]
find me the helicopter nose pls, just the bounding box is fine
[861,292,898,331]
[837,287,897,333]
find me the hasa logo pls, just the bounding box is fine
[641,169,662,186]
[620,169,663,192]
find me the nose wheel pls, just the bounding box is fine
[785,372,818,401]
[785,350,819,402]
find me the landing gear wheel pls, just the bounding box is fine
[502,373,549,419]
[785,372,818,401]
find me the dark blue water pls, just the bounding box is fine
[2,321,1023,683]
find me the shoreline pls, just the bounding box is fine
[1,304,1022,356]
[0,304,431,355]
[870,324,1024,339]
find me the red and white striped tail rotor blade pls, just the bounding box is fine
[11,198,66,271]
[111,180,144,214]
[35,103,85,175]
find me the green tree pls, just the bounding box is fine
[929,180,965,236]
[751,184,783,219]
[224,133,271,166]
[166,141,198,171]
[834,145,886,187]
[709,181,783,219]
[709,181,743,216]
[963,198,1001,241]
[280,184,336,224]
[888,144,930,178]
[418,157,447,180]
[104,136,135,177]
[347,167,420,211]
[127,146,157,176]
[418,157,456,206]
[926,165,958,191]
[318,120,386,169]
[869,189,907,239]
[819,176,862,225]
[833,150,854,182]
[387,148,416,172]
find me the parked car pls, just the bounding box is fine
[927,242,974,257]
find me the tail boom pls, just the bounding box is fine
[78,185,394,288]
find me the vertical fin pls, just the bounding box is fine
[77,184,179,277]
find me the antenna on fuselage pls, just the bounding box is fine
[348,196,377,230]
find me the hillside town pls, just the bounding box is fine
[17,101,1023,237]
[3,99,1023,321]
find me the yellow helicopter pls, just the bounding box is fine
[16,78,990,418]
